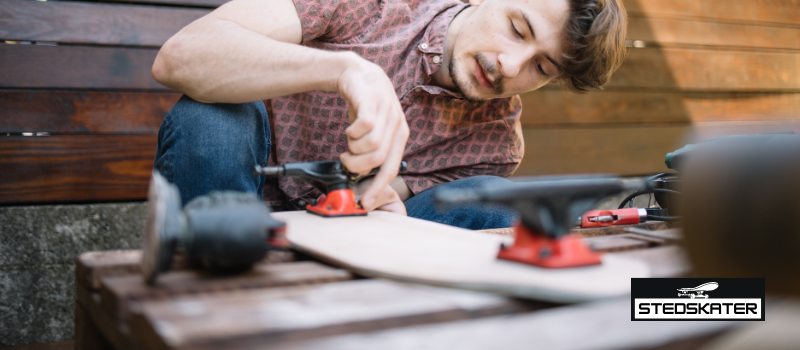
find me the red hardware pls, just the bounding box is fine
[581,208,643,228]
[306,188,367,217]
[267,225,289,248]
[497,222,601,268]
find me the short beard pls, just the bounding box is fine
[448,53,503,102]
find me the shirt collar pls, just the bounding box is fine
[418,3,470,82]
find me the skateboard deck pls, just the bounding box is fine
[273,211,650,303]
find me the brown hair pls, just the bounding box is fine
[560,0,628,93]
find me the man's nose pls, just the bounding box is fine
[497,51,528,78]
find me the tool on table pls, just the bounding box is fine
[254,160,407,217]
[142,172,287,284]
[436,176,628,268]
[615,132,800,222]
[580,207,672,228]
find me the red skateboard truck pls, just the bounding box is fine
[436,176,631,268]
[255,160,407,217]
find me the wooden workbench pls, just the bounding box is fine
[73,222,737,350]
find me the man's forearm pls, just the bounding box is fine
[152,17,354,103]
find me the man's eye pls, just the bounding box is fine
[511,22,523,38]
[537,63,547,76]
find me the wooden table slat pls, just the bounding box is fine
[259,296,735,350]
[100,261,353,321]
[129,279,546,350]
[76,250,296,290]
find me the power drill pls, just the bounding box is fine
[141,172,287,284]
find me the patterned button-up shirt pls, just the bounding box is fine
[265,0,524,210]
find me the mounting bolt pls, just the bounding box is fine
[297,200,306,207]
[539,247,552,258]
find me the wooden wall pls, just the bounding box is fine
[1,0,798,204]
[0,0,210,204]
[513,0,800,177]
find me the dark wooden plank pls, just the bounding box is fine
[519,90,800,126]
[3,339,75,350]
[128,279,543,350]
[480,221,670,238]
[76,249,296,290]
[0,44,166,90]
[608,47,800,90]
[77,250,144,291]
[101,261,353,321]
[74,303,113,350]
[625,0,800,27]
[0,90,179,133]
[575,221,671,237]
[628,16,800,51]
[513,121,800,177]
[261,296,735,350]
[583,234,660,252]
[0,0,209,46]
[76,283,139,350]
[482,225,672,252]
[0,134,158,204]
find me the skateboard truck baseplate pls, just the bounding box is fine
[436,176,627,268]
[255,160,407,217]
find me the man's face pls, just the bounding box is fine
[449,0,569,101]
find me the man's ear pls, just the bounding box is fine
[468,0,484,7]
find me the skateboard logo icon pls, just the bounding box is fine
[677,282,718,299]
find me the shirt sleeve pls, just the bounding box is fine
[292,0,379,43]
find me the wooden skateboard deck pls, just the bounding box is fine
[273,211,650,303]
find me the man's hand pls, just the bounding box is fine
[353,176,412,215]
[367,184,407,215]
[337,54,410,211]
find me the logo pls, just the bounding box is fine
[677,282,718,299]
[632,278,764,321]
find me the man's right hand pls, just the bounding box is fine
[336,54,410,212]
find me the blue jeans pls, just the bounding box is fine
[154,96,516,230]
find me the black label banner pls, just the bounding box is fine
[631,278,765,321]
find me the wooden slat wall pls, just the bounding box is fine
[0,0,207,204]
[0,135,159,202]
[0,0,209,46]
[1,0,799,203]
[514,0,800,177]
[0,90,179,133]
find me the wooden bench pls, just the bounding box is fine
[2,0,798,204]
[74,223,739,350]
[0,0,215,204]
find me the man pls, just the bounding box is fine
[151,0,627,229]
